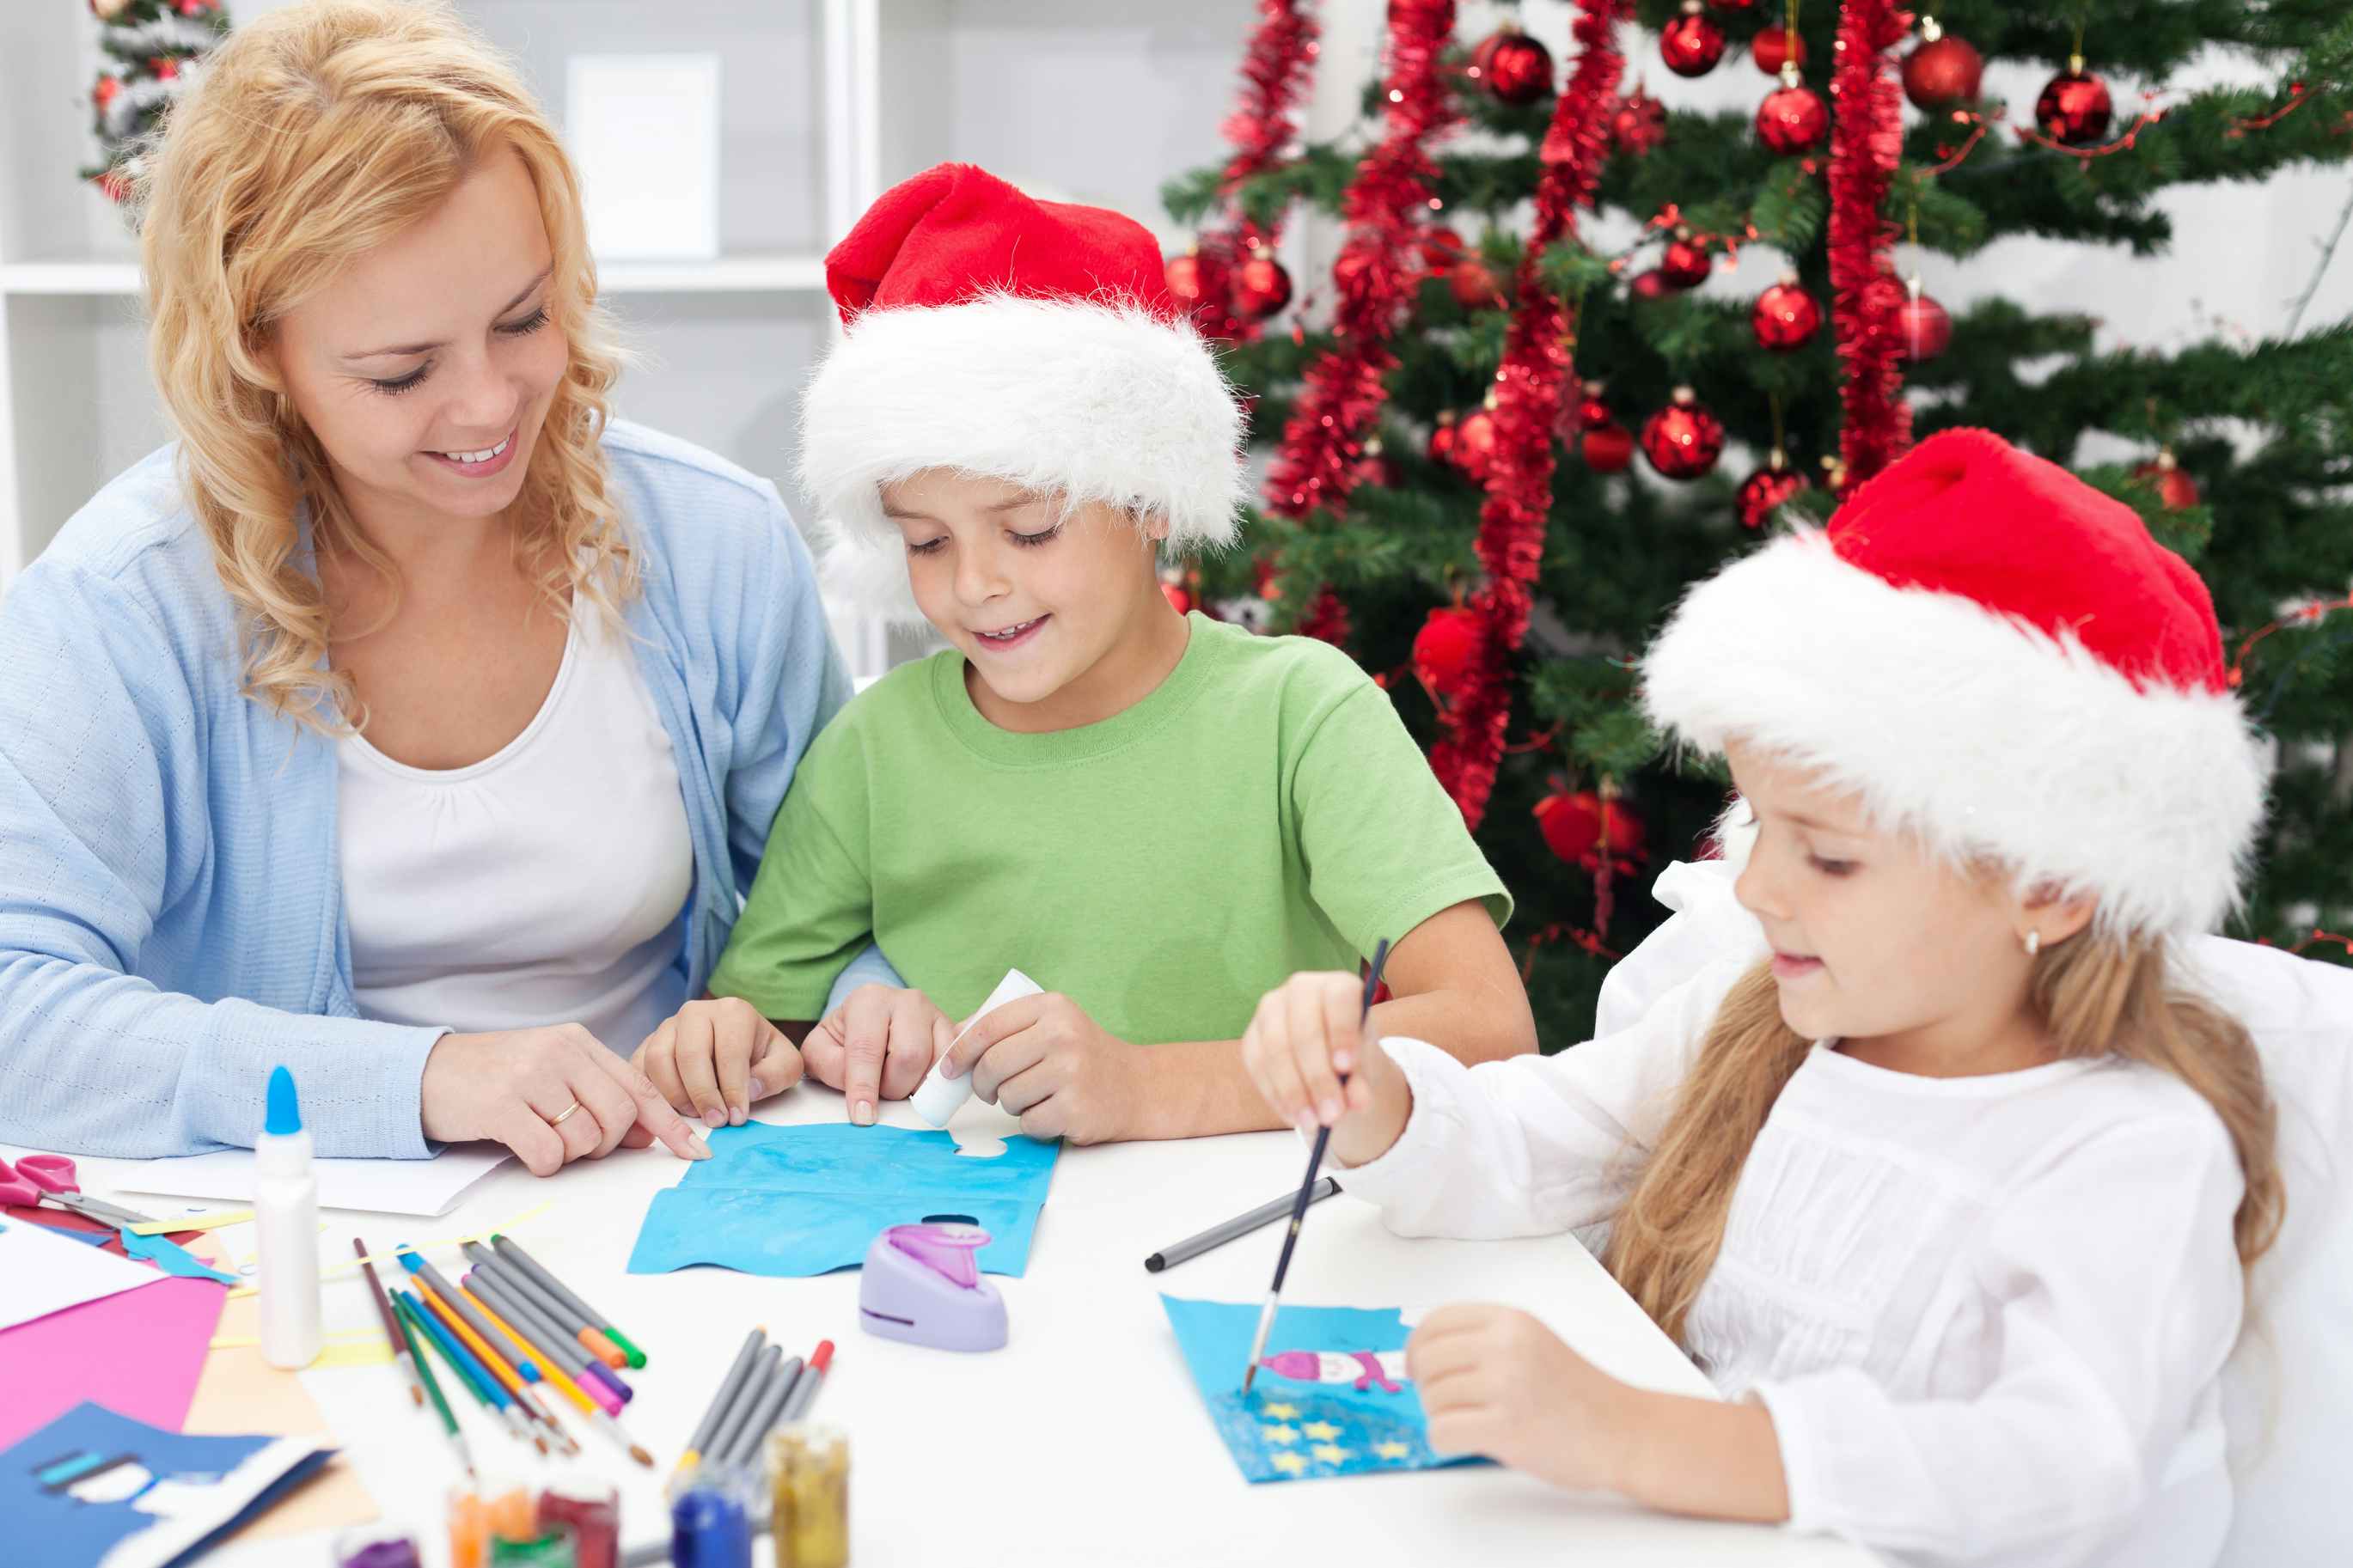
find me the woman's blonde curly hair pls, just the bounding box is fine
[137,0,634,731]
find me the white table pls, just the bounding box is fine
[68,1091,1878,1567]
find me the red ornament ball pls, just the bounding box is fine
[1660,2,1727,77]
[1413,607,1488,701]
[1574,382,1613,432]
[1753,27,1806,75]
[1427,412,1459,467]
[1580,422,1635,473]
[151,56,180,82]
[1452,408,1501,484]
[2036,64,2114,147]
[1756,70,1829,154]
[1897,283,1952,361]
[1751,272,1822,351]
[93,74,121,111]
[1659,235,1712,290]
[1903,26,1984,110]
[1610,88,1669,156]
[1629,268,1671,302]
[1232,254,1293,321]
[1420,226,1468,273]
[1471,27,1555,106]
[1641,387,1726,479]
[1449,257,1502,309]
[2132,449,2200,510]
[1737,450,1809,528]
[1535,789,1647,869]
[1164,253,1206,305]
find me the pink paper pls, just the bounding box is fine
[0,1273,228,1448]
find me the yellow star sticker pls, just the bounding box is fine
[1260,1402,1300,1419]
[1311,1444,1354,1465]
[1269,1450,1310,1476]
[1373,1441,1413,1462]
[1262,1425,1299,1445]
[1300,1420,1342,1443]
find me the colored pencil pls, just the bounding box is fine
[678,1327,765,1471]
[466,1271,623,1411]
[468,1244,627,1371]
[492,1233,646,1367]
[1241,937,1390,1394]
[354,1236,424,1406]
[390,1286,474,1479]
[463,1242,633,1401]
[399,1290,541,1455]
[1144,1179,1340,1272]
[780,1339,833,1423]
[718,1355,802,1470]
[411,1276,576,1457]
[462,1278,653,1467]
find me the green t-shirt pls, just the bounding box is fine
[708,613,1511,1042]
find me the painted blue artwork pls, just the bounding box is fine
[627,1122,1060,1278]
[1159,1295,1482,1484]
[2,1401,330,1568]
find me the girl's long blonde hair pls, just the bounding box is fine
[1608,930,2286,1345]
[137,0,633,729]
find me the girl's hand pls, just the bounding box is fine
[422,1025,712,1176]
[802,985,952,1125]
[1408,1305,1637,1493]
[1239,971,1411,1166]
[630,998,804,1128]
[933,991,1143,1144]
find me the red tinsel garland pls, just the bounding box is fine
[1188,0,1321,342]
[1425,0,1627,831]
[1263,0,1459,535]
[1825,0,1915,483]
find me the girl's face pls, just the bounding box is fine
[882,468,1170,711]
[1724,740,2080,1071]
[268,146,567,540]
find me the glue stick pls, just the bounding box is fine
[908,968,1043,1127]
[256,1064,323,1369]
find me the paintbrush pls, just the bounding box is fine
[1240,936,1389,1394]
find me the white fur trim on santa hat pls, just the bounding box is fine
[800,290,1247,623]
[1642,529,2267,938]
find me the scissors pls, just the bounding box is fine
[0,1152,156,1229]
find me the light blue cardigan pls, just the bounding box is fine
[0,419,889,1160]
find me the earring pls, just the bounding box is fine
[2023,930,2042,957]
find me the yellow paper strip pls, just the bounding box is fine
[219,1200,557,1290]
[130,1208,254,1236]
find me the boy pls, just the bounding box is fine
[633,162,1534,1143]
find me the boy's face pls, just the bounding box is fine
[881,468,1167,708]
[1723,740,2038,1064]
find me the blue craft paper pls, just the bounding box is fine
[1,1400,332,1568]
[626,1122,1059,1278]
[118,1231,237,1286]
[1159,1295,1480,1484]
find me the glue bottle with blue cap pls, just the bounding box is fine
[256,1064,322,1368]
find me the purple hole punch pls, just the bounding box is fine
[857,1221,1008,1352]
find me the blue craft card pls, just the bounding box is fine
[1,1401,331,1568]
[1159,1295,1480,1484]
[626,1122,1060,1278]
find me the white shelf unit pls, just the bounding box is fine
[0,0,1278,678]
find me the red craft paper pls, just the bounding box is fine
[1,1201,204,1254]
[0,1272,228,1448]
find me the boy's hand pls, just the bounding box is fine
[1240,971,1411,1167]
[935,992,1141,1144]
[804,985,953,1126]
[629,998,804,1129]
[1409,1305,1638,1494]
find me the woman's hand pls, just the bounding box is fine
[420,1025,712,1176]
[1239,971,1411,1167]
[631,998,805,1128]
[932,991,1144,1144]
[1408,1305,1638,1493]
[801,985,952,1126]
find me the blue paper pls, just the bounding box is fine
[1159,1295,1479,1484]
[117,1231,236,1286]
[1,1401,332,1568]
[626,1122,1060,1278]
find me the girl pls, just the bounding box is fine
[1242,428,2283,1568]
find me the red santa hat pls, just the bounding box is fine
[1643,428,2265,938]
[798,163,1246,621]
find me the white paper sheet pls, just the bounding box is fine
[0,1215,167,1331]
[96,1145,511,1217]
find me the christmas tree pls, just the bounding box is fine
[1164,0,2353,1046]
[82,0,232,205]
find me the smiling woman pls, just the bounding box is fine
[0,0,855,1171]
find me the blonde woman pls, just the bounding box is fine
[0,0,864,1172]
[1241,431,2283,1565]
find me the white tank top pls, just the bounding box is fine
[339,605,694,1055]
